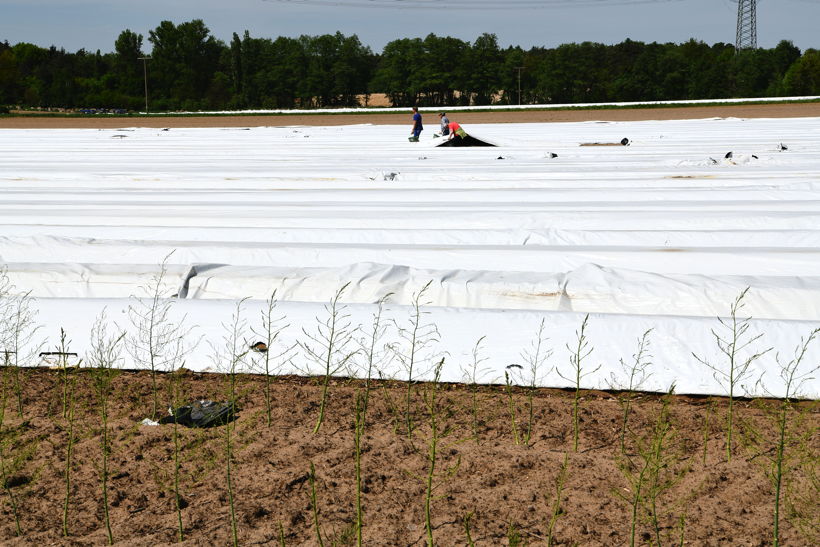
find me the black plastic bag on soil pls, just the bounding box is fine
[159,400,239,428]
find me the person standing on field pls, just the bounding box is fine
[409,106,423,142]
[438,112,450,136]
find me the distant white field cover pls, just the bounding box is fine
[1,113,819,397]
[179,95,820,115]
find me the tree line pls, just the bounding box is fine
[0,19,819,112]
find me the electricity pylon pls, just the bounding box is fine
[735,0,757,51]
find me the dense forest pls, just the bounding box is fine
[1,19,819,112]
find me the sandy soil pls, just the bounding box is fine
[2,102,820,129]
[0,368,817,546]
[1,102,818,544]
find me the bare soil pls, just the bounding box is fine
[0,367,817,546]
[2,102,820,129]
[1,103,818,544]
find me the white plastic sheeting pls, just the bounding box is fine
[5,261,819,321]
[27,297,819,399]
[2,115,819,397]
[179,96,820,115]
[3,262,186,298]
[182,262,820,321]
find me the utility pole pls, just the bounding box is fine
[514,66,525,105]
[138,56,152,113]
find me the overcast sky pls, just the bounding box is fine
[2,0,819,54]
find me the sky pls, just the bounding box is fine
[1,0,819,54]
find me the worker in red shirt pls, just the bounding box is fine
[447,121,467,140]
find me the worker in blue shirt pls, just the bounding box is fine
[409,106,423,142]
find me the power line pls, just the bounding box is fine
[267,0,687,10]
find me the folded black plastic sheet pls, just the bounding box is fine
[160,400,238,428]
[436,134,496,147]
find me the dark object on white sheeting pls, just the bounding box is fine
[436,134,496,147]
[250,341,268,353]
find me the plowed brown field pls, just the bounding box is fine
[0,368,817,545]
[2,101,820,129]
